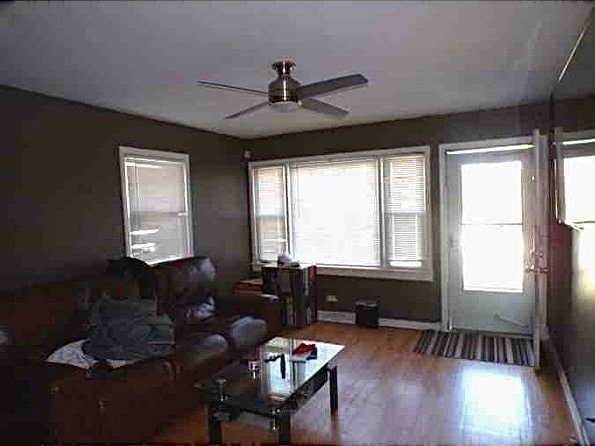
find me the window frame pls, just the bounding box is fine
[119,145,194,264]
[248,146,433,281]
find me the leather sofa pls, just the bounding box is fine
[0,256,282,444]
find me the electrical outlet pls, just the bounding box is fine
[325,294,338,303]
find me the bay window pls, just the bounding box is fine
[249,146,432,281]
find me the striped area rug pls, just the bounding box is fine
[413,330,534,367]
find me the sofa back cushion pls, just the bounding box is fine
[0,279,98,359]
[153,257,217,329]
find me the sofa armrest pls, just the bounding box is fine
[45,357,178,443]
[41,363,105,442]
[217,293,283,337]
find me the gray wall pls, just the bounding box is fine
[549,94,595,443]
[0,86,250,294]
[248,102,551,321]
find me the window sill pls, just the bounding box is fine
[318,266,433,281]
[252,263,433,282]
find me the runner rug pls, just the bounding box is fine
[413,330,534,367]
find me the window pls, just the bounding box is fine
[560,132,595,226]
[252,166,288,262]
[249,147,432,281]
[119,146,193,264]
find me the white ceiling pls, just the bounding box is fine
[1,1,592,138]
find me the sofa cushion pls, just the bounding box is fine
[197,316,268,352]
[226,317,267,351]
[172,332,229,379]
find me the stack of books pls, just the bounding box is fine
[232,278,263,296]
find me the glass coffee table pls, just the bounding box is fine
[206,336,344,445]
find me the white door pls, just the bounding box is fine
[446,148,534,335]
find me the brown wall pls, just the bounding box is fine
[0,86,250,294]
[248,102,551,321]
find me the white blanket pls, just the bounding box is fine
[47,339,138,370]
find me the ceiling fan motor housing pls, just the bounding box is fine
[268,60,300,106]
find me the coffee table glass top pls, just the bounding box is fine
[210,337,344,413]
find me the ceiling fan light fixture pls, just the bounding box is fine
[270,100,301,112]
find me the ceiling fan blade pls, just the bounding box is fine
[300,98,348,117]
[225,101,269,119]
[297,74,368,99]
[197,80,268,97]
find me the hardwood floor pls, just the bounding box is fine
[154,322,575,445]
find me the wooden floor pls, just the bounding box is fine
[155,322,575,445]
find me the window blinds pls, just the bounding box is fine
[383,154,427,267]
[253,166,287,261]
[290,159,380,267]
[124,156,191,264]
[564,155,595,223]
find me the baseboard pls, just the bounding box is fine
[317,310,441,331]
[546,336,589,446]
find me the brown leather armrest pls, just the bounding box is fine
[217,293,283,337]
[41,363,104,442]
[45,358,177,443]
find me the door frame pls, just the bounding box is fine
[438,136,533,332]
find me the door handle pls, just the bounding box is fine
[524,264,549,274]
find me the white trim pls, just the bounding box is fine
[250,263,433,281]
[563,138,595,146]
[318,310,356,324]
[439,142,450,331]
[546,335,590,446]
[119,145,191,163]
[248,145,433,281]
[318,265,433,281]
[446,144,533,155]
[118,146,194,263]
[249,145,430,168]
[439,136,533,153]
[247,162,258,263]
[438,135,533,333]
[561,129,595,142]
[317,310,441,331]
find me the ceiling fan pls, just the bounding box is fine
[196,60,368,119]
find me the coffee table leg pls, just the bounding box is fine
[329,365,338,413]
[208,402,223,445]
[277,411,291,445]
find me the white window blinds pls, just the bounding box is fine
[253,166,288,261]
[290,159,380,267]
[121,149,192,264]
[250,147,432,280]
[383,154,427,267]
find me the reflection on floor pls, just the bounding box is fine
[155,322,574,445]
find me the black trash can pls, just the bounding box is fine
[355,299,379,328]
